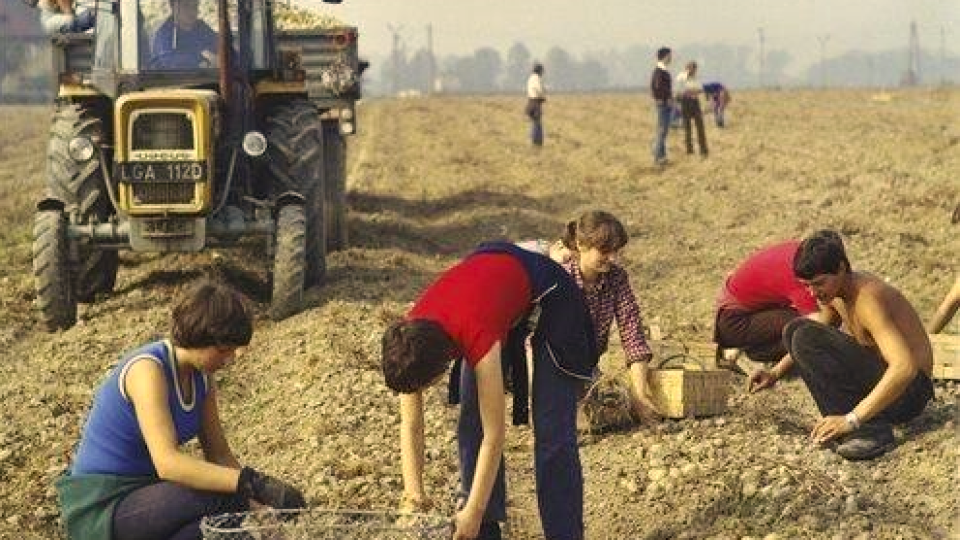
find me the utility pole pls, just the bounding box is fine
[905,20,921,86]
[940,25,946,86]
[426,23,436,94]
[817,34,830,88]
[757,27,765,89]
[387,24,403,96]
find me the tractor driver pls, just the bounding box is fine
[150,0,218,69]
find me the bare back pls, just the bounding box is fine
[831,272,933,375]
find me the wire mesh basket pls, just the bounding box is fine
[200,508,452,540]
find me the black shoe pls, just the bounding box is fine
[835,422,895,461]
[477,521,502,540]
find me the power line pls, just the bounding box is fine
[757,27,765,88]
[816,34,830,88]
[387,24,403,95]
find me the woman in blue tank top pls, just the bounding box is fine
[56,280,306,540]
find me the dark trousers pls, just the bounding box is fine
[680,97,708,155]
[458,340,584,540]
[782,318,933,423]
[714,306,800,363]
[113,481,249,540]
[527,99,544,146]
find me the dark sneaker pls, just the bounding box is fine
[835,422,895,461]
[478,521,502,540]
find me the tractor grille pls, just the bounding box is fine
[132,112,194,150]
[131,183,196,205]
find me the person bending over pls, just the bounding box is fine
[382,241,598,540]
[520,210,662,423]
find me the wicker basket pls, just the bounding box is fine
[200,508,451,540]
[931,334,960,380]
[648,354,732,419]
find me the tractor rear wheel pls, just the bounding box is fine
[33,209,76,331]
[264,100,326,288]
[48,103,118,302]
[269,204,307,321]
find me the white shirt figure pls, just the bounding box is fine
[527,72,545,100]
[676,69,703,98]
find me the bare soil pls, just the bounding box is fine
[0,89,957,539]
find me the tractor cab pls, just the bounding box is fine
[85,0,280,96]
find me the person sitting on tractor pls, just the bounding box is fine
[38,0,96,35]
[150,0,218,69]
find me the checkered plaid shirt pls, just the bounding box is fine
[563,260,653,365]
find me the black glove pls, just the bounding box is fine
[237,466,307,510]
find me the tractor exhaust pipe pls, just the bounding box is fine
[217,0,232,105]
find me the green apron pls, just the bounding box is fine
[55,471,156,540]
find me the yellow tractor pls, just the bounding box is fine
[33,0,362,330]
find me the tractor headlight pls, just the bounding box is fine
[340,108,354,120]
[68,136,95,162]
[341,122,354,135]
[242,131,267,157]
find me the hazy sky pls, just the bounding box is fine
[306,0,959,74]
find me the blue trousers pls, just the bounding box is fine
[652,103,671,161]
[530,118,544,146]
[458,340,583,540]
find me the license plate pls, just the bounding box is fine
[117,162,206,183]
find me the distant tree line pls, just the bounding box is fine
[369,39,959,95]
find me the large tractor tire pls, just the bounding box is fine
[269,204,307,321]
[33,209,77,331]
[264,100,326,288]
[321,120,348,252]
[48,103,118,302]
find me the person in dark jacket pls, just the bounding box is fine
[650,47,673,166]
[382,242,598,540]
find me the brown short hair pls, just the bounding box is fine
[382,319,457,393]
[560,210,629,253]
[171,280,253,349]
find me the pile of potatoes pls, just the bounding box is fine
[274,3,345,30]
[137,0,345,34]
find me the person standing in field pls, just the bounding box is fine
[676,61,708,157]
[752,230,934,461]
[55,280,306,540]
[703,81,731,128]
[519,211,662,423]
[650,47,674,166]
[927,275,960,334]
[526,62,547,147]
[382,241,598,540]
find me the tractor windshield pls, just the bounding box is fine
[136,0,271,71]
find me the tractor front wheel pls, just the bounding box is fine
[269,204,307,321]
[33,209,77,331]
